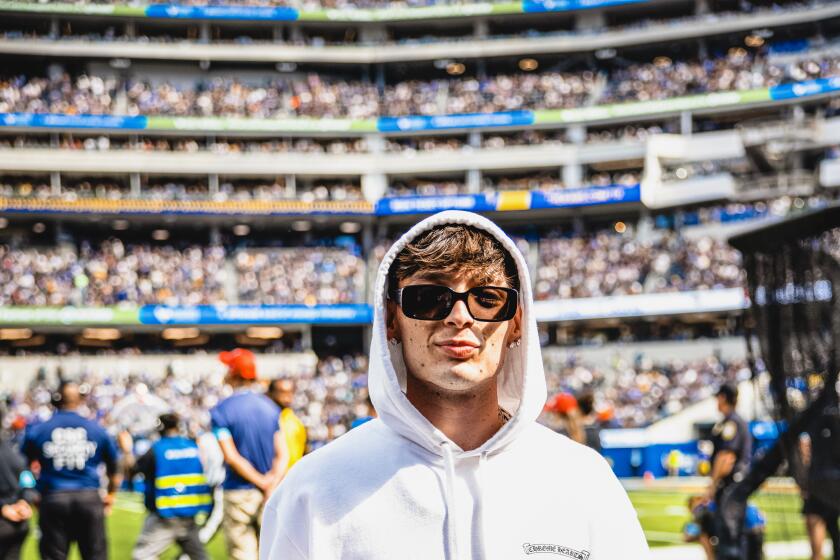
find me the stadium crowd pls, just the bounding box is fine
[0,240,228,307]
[2,353,370,451]
[0,135,368,155]
[0,241,368,307]
[1,350,744,448]
[235,247,366,305]
[535,229,744,299]
[0,124,672,157]
[0,51,836,119]
[0,178,363,202]
[0,221,754,309]
[541,353,751,428]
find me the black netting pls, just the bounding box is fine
[731,207,840,511]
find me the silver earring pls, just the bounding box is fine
[508,339,521,349]
[389,338,399,346]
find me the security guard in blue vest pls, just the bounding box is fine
[121,413,211,560]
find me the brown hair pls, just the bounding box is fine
[388,224,519,291]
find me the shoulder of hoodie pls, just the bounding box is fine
[270,418,399,494]
[274,420,614,498]
[514,422,617,482]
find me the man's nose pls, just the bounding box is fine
[445,299,474,328]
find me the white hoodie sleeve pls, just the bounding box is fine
[260,496,308,560]
[588,457,650,559]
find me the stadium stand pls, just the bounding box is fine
[0,0,838,493]
[0,51,838,118]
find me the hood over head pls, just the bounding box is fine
[368,210,547,458]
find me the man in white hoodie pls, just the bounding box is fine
[261,210,649,560]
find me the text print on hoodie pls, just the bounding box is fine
[261,210,650,560]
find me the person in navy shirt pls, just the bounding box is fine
[22,382,120,560]
[211,349,286,560]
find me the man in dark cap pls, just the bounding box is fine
[706,383,753,559]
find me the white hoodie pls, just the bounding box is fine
[261,210,650,560]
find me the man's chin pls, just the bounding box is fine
[440,362,493,389]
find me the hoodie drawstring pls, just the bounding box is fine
[475,452,489,560]
[441,442,459,560]
[441,445,491,560]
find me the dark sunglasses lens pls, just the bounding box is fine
[402,286,453,320]
[468,287,516,321]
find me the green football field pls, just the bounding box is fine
[19,488,808,559]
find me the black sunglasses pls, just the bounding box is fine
[389,284,518,322]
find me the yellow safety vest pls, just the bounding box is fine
[280,408,307,468]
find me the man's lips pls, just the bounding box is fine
[436,339,479,359]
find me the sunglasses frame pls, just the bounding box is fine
[389,284,519,322]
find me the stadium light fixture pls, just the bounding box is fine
[446,63,466,76]
[339,222,362,234]
[0,218,8,229]
[162,327,201,341]
[246,327,284,340]
[0,328,32,341]
[276,62,298,72]
[12,335,45,348]
[82,328,121,341]
[519,59,539,72]
[112,220,130,231]
[32,222,46,233]
[152,229,170,241]
[292,220,312,232]
[173,334,209,347]
[233,224,251,236]
[235,334,269,347]
[614,221,627,234]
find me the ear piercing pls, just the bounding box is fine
[508,339,521,349]
[388,338,400,346]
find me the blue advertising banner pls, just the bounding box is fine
[523,0,646,12]
[530,184,640,209]
[376,185,640,215]
[0,113,147,129]
[139,304,373,325]
[768,76,840,101]
[376,193,498,215]
[145,3,298,20]
[377,110,534,132]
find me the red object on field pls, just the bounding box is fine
[219,348,257,380]
[545,392,578,414]
[596,406,615,423]
[10,416,26,431]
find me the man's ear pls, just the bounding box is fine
[508,305,523,345]
[386,300,400,342]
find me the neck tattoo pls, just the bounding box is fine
[498,407,511,425]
